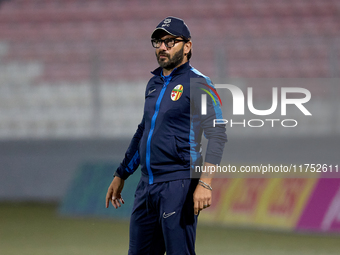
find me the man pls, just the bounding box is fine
[106,17,227,255]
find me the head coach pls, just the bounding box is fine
[106,16,227,255]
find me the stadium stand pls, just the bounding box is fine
[0,0,339,138]
[1,0,339,80]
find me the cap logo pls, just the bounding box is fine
[162,18,171,27]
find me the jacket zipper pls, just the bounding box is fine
[145,77,171,184]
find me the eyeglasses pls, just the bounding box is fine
[151,38,187,48]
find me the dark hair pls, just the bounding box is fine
[187,49,192,60]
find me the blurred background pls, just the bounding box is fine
[0,0,340,254]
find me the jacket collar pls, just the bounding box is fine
[151,61,191,77]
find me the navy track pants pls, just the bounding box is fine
[128,178,198,255]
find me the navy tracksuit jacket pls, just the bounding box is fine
[115,61,227,184]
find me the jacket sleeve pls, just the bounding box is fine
[114,116,144,180]
[192,79,227,165]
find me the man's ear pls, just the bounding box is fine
[184,40,192,55]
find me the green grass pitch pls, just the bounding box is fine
[0,203,339,255]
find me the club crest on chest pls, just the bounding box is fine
[171,85,183,101]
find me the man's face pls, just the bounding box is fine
[155,34,186,71]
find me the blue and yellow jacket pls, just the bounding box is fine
[115,62,227,184]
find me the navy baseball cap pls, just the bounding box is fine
[151,17,191,39]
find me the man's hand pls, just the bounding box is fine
[193,178,212,215]
[105,176,125,209]
[193,162,216,215]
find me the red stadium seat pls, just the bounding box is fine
[0,0,338,84]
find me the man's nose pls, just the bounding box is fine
[159,41,168,50]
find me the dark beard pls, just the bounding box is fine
[156,45,184,71]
